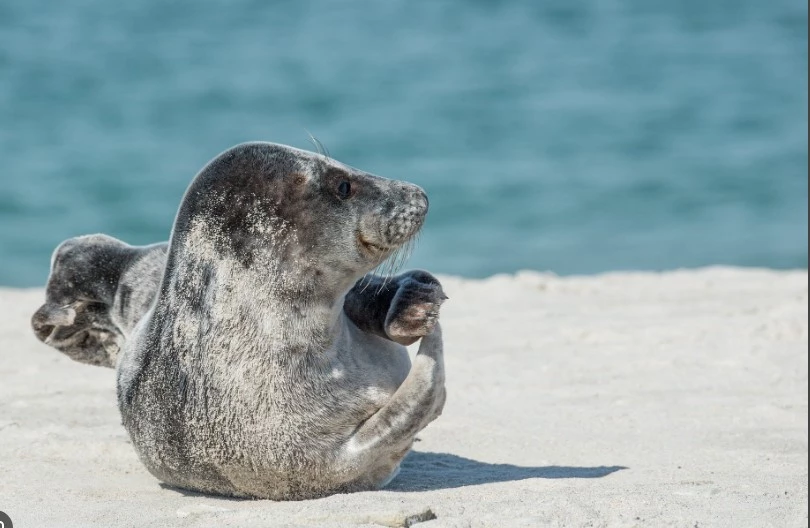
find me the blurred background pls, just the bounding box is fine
[0,0,807,287]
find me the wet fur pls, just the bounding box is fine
[33,142,446,500]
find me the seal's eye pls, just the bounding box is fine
[337,181,352,199]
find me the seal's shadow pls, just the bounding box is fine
[386,451,626,492]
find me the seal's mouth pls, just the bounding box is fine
[357,234,392,256]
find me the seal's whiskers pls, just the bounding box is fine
[374,237,417,295]
[305,132,331,159]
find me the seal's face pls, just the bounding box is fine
[173,142,428,296]
[312,159,429,269]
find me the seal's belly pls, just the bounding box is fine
[123,355,410,499]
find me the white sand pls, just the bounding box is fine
[0,267,807,527]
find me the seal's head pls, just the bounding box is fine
[168,142,429,302]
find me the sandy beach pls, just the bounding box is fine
[0,267,806,527]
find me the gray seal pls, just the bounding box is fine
[33,142,447,500]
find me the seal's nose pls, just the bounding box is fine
[417,187,429,213]
[381,183,430,246]
[407,185,429,215]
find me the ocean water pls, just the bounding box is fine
[0,0,807,287]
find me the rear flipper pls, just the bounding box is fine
[31,234,168,368]
[32,300,123,367]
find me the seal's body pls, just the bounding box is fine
[33,142,446,500]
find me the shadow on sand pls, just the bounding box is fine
[159,451,626,497]
[386,451,627,492]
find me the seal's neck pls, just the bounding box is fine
[159,248,356,360]
[156,217,366,360]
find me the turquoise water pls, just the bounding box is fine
[1,0,807,286]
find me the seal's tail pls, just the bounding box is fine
[31,235,168,369]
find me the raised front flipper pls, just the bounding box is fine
[341,271,447,489]
[343,270,447,346]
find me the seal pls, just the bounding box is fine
[32,235,167,367]
[35,142,447,500]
